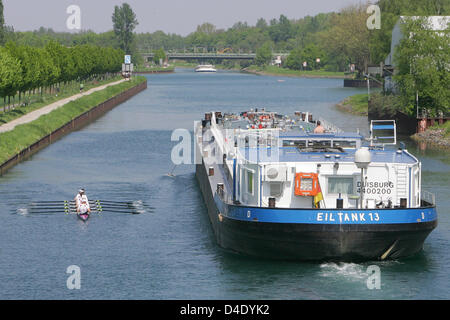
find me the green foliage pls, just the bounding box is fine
[369,0,450,65]
[3,0,449,76]
[285,47,303,70]
[153,48,166,65]
[268,15,294,43]
[369,92,405,118]
[0,0,4,45]
[340,93,369,115]
[0,47,22,98]
[393,17,450,116]
[0,42,123,102]
[286,43,325,70]
[112,3,138,54]
[255,42,272,66]
[256,18,268,29]
[320,4,371,75]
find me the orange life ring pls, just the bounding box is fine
[294,173,320,196]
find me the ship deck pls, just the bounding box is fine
[238,146,418,164]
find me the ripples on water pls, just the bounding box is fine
[0,69,448,299]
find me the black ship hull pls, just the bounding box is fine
[196,162,437,261]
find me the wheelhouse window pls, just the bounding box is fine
[328,177,354,194]
[269,182,282,197]
[247,170,254,195]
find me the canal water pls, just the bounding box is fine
[0,69,448,299]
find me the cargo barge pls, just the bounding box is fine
[195,110,437,261]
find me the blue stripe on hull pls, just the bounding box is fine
[215,196,437,225]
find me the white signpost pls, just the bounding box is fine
[123,55,133,78]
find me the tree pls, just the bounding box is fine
[0,0,5,45]
[1,40,123,111]
[46,42,76,86]
[255,42,272,66]
[268,15,294,43]
[369,0,450,65]
[196,22,216,35]
[285,47,303,70]
[153,48,166,65]
[256,18,268,29]
[393,17,450,116]
[4,43,41,97]
[112,3,139,54]
[320,3,371,75]
[0,47,22,108]
[285,44,326,70]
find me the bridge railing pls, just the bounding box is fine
[141,53,256,57]
[140,52,289,58]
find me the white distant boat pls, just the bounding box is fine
[195,64,217,73]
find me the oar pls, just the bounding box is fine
[94,203,138,208]
[30,200,71,204]
[95,200,137,205]
[96,203,152,209]
[98,205,154,211]
[29,209,71,214]
[39,200,142,206]
[31,204,77,208]
[94,200,150,207]
[167,164,177,177]
[96,208,141,214]
[30,204,99,211]
[95,201,133,206]
[30,206,90,211]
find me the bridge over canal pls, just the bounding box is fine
[141,52,289,62]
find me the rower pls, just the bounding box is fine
[75,189,91,214]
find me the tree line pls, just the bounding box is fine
[3,0,448,74]
[1,0,448,116]
[0,42,124,107]
[0,0,5,45]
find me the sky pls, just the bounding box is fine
[3,0,362,35]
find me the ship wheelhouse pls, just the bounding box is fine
[201,111,429,211]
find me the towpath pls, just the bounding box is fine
[0,79,127,134]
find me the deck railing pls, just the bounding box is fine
[421,190,436,207]
[318,117,343,133]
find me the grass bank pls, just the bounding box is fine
[336,93,369,116]
[134,65,175,73]
[0,75,123,125]
[0,76,146,165]
[171,61,198,68]
[243,65,350,78]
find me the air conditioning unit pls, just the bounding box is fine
[263,165,287,182]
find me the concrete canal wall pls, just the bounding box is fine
[0,80,147,175]
[344,79,382,88]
